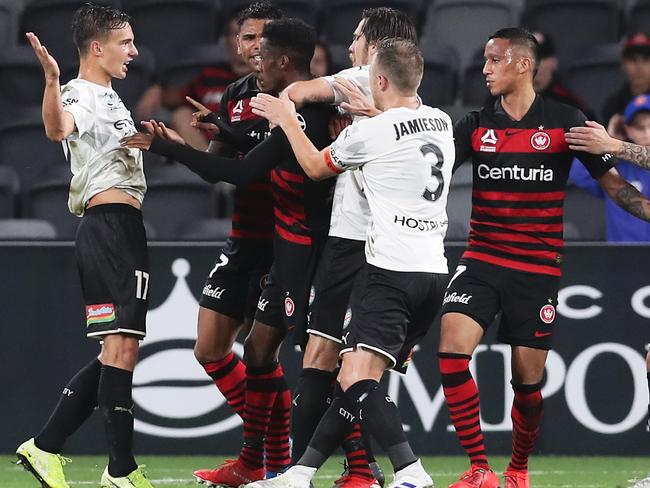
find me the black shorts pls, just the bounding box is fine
[254,237,326,345]
[441,259,560,350]
[76,204,149,340]
[199,238,273,322]
[306,237,365,344]
[340,263,448,374]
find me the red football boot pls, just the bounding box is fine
[502,470,529,488]
[449,465,501,488]
[194,459,265,487]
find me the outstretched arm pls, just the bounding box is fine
[26,32,75,141]
[250,94,340,180]
[121,121,278,185]
[565,120,650,169]
[282,78,335,107]
[598,168,650,222]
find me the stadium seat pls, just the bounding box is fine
[562,44,625,122]
[0,218,57,240]
[439,104,480,124]
[0,46,46,108]
[522,0,620,61]
[450,162,473,187]
[320,0,421,47]
[461,51,490,107]
[0,0,21,50]
[0,108,68,185]
[158,43,229,89]
[626,0,650,35]
[141,176,218,239]
[446,181,472,241]
[20,0,120,67]
[0,166,19,218]
[125,0,219,62]
[563,184,606,241]
[420,0,522,68]
[175,217,232,241]
[275,0,321,28]
[24,167,79,239]
[419,44,459,107]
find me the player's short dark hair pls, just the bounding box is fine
[375,38,423,94]
[237,1,283,27]
[262,18,316,73]
[72,3,132,55]
[361,7,417,45]
[489,27,539,76]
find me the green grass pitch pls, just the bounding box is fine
[2,455,649,487]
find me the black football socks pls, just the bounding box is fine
[35,358,102,453]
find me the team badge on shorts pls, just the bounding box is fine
[284,297,295,317]
[539,303,556,324]
[309,286,316,306]
[343,307,352,328]
[531,131,551,151]
[86,303,116,326]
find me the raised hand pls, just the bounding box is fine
[26,32,60,81]
[334,77,380,117]
[250,93,296,128]
[565,120,619,155]
[120,132,153,151]
[186,96,219,137]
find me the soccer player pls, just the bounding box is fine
[176,3,291,484]
[439,28,650,488]
[17,4,153,488]
[241,37,452,488]
[282,9,416,487]
[122,17,335,488]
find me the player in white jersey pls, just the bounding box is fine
[16,5,153,488]
[280,10,418,485]
[246,38,452,488]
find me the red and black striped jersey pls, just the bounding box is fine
[216,73,274,241]
[183,64,240,114]
[267,103,336,247]
[454,96,613,276]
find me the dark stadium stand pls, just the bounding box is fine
[2,0,643,241]
[420,0,522,68]
[125,0,219,62]
[522,0,620,61]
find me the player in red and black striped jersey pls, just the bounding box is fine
[438,28,650,488]
[122,18,335,487]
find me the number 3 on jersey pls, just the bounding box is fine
[421,143,445,202]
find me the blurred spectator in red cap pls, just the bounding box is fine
[533,31,596,119]
[602,32,650,139]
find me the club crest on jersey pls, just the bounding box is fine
[480,129,498,152]
[539,304,556,324]
[284,297,295,317]
[531,131,551,151]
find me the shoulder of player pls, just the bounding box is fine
[61,78,96,104]
[539,95,585,123]
[224,73,258,101]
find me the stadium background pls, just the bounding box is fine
[0,0,649,468]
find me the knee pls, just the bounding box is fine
[99,336,140,370]
[243,335,272,367]
[303,338,340,371]
[193,344,229,365]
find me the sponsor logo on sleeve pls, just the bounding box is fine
[86,303,116,326]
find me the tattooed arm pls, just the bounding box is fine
[565,120,650,169]
[597,168,650,222]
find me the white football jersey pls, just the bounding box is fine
[327,105,455,273]
[323,66,371,241]
[61,79,146,216]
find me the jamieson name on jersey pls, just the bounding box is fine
[394,116,450,141]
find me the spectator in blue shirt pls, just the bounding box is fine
[569,94,650,241]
